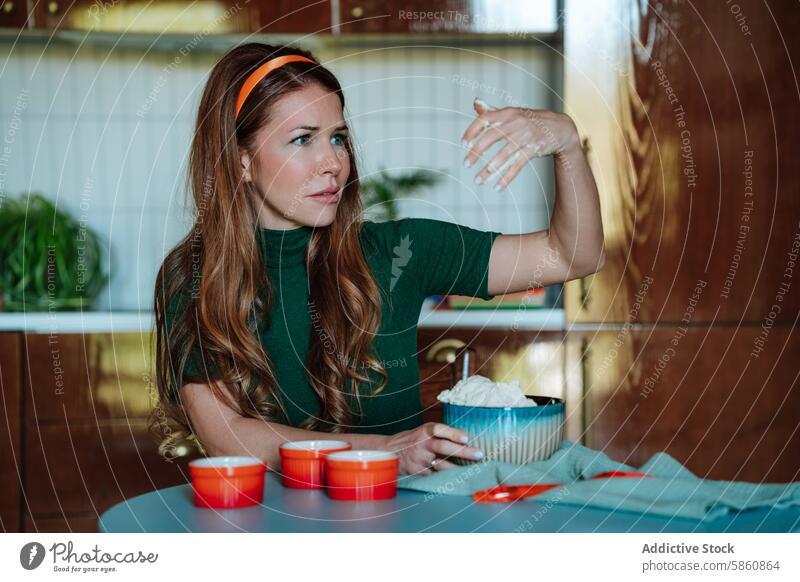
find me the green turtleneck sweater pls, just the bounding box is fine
[168,218,501,435]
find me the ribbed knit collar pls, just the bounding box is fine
[257,224,314,269]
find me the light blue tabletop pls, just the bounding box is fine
[99,473,800,533]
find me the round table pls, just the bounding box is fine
[99,472,800,533]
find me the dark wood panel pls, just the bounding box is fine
[340,1,531,34]
[259,0,332,33]
[567,326,800,482]
[0,333,22,532]
[24,421,196,515]
[338,0,391,33]
[34,0,258,33]
[24,514,98,534]
[384,0,466,34]
[563,0,800,323]
[0,0,31,30]
[24,333,155,423]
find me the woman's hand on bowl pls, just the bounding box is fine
[383,422,484,476]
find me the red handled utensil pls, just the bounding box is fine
[472,470,653,503]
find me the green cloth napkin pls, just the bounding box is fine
[396,440,800,521]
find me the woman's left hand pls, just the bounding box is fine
[461,98,580,192]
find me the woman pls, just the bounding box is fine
[153,43,605,477]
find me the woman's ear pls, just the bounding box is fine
[239,148,253,182]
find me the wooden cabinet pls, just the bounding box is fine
[338,1,558,35]
[0,332,199,533]
[0,333,22,532]
[33,0,259,33]
[18,0,560,35]
[563,0,800,324]
[565,327,800,482]
[0,0,31,30]
[259,0,332,34]
[337,0,389,34]
[561,0,800,481]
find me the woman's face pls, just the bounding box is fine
[240,83,351,230]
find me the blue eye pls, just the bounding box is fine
[291,133,348,146]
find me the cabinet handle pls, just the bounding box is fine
[579,274,591,310]
[47,1,59,15]
[425,339,476,386]
[425,338,465,364]
[350,6,364,18]
[2,2,14,15]
[579,338,592,446]
[167,439,203,460]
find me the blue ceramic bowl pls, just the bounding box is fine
[442,396,565,465]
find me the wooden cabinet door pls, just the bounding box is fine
[258,0,332,33]
[566,326,800,482]
[23,422,197,526]
[22,332,199,532]
[562,0,800,324]
[0,333,22,532]
[24,333,155,423]
[338,0,391,33]
[339,1,558,34]
[0,0,31,30]
[34,1,258,33]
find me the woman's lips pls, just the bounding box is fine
[309,190,340,203]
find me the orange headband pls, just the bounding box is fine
[234,55,316,119]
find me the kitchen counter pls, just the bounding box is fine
[0,311,154,333]
[0,307,566,333]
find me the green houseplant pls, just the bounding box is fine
[0,192,108,311]
[360,167,442,222]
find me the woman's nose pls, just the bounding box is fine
[319,144,344,175]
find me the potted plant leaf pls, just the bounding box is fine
[0,192,108,311]
[360,167,442,222]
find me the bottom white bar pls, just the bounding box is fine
[1,533,798,580]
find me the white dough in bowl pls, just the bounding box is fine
[436,375,537,408]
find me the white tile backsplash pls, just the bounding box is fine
[1,40,561,310]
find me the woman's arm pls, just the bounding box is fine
[547,131,606,277]
[180,382,480,475]
[461,99,606,293]
[180,382,387,470]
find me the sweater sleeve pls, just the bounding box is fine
[388,217,502,301]
[163,290,219,404]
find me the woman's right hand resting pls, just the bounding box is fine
[382,422,484,476]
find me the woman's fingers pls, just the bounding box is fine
[431,458,458,472]
[495,149,530,191]
[427,422,469,444]
[476,143,522,186]
[473,97,497,114]
[461,105,508,149]
[464,125,501,168]
[430,436,484,462]
[463,118,519,169]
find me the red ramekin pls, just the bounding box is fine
[324,450,400,501]
[188,456,267,509]
[279,440,352,489]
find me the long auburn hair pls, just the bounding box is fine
[152,43,388,458]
